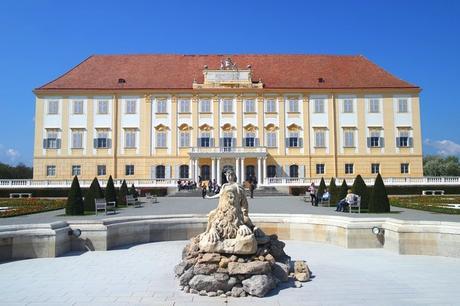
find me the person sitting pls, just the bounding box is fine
[335,189,357,212]
[321,188,330,201]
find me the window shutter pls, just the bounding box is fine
[56,139,61,149]
[299,165,305,178]
[380,137,384,148]
[284,165,289,177]
[232,138,236,147]
[396,137,400,148]
[151,166,156,179]
[175,165,179,179]
[299,138,303,148]
[367,137,371,148]
[219,138,223,147]
[93,138,98,148]
[210,138,214,147]
[408,137,413,147]
[255,138,259,147]
[107,138,112,149]
[285,138,289,148]
[43,139,47,149]
[276,165,282,177]
[165,164,171,179]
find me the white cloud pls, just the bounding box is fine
[0,145,22,164]
[424,139,460,156]
[6,148,20,160]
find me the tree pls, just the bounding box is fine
[317,177,326,199]
[130,183,138,198]
[369,173,390,213]
[424,155,460,176]
[352,175,370,210]
[105,175,117,207]
[328,177,339,204]
[0,162,33,179]
[339,179,349,201]
[118,180,129,206]
[66,176,84,215]
[84,177,103,212]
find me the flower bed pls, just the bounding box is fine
[390,196,460,214]
[0,198,66,218]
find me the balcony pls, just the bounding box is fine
[189,146,267,158]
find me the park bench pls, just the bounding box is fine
[94,198,116,215]
[422,190,445,196]
[319,197,331,207]
[126,195,141,207]
[9,193,32,198]
[348,195,361,213]
[145,192,159,204]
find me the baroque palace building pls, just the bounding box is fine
[33,54,423,185]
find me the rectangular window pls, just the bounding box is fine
[180,132,190,147]
[125,130,136,148]
[371,163,380,174]
[343,130,355,147]
[72,165,81,176]
[97,165,106,176]
[179,99,190,113]
[200,132,211,147]
[157,99,167,113]
[316,164,325,175]
[125,165,135,176]
[343,99,353,113]
[244,99,255,113]
[44,129,60,149]
[369,98,380,113]
[266,132,277,147]
[314,99,325,113]
[125,99,137,114]
[288,132,299,147]
[245,132,256,147]
[401,163,409,174]
[156,132,167,148]
[345,163,354,174]
[95,130,110,148]
[200,99,211,112]
[222,99,233,113]
[97,100,108,114]
[398,98,408,113]
[397,130,411,147]
[369,130,381,147]
[73,100,84,114]
[265,99,276,113]
[71,130,83,149]
[46,165,56,177]
[48,100,59,114]
[314,130,326,147]
[288,99,299,112]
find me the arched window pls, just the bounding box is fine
[201,165,210,180]
[267,165,277,178]
[156,165,165,179]
[289,165,299,178]
[179,165,189,179]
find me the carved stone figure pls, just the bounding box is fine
[220,57,236,70]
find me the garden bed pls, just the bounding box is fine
[390,196,460,214]
[0,198,66,218]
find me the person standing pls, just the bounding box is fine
[249,180,255,198]
[201,182,207,199]
[308,182,317,206]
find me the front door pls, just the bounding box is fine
[245,165,255,182]
[221,165,234,184]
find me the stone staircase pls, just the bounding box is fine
[168,189,203,197]
[251,186,290,197]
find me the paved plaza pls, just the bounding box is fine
[0,240,459,306]
[1,195,460,226]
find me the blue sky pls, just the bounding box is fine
[0,0,459,166]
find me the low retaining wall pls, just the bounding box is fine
[1,214,459,262]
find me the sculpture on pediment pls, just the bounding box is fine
[220,57,237,70]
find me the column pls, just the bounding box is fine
[216,158,221,185]
[194,159,199,182]
[211,158,216,181]
[235,158,240,184]
[240,158,245,182]
[189,159,193,179]
[262,157,267,185]
[257,157,262,185]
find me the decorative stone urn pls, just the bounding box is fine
[174,170,311,298]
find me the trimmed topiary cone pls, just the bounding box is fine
[66,176,84,215]
[84,177,103,212]
[317,177,326,199]
[352,175,370,210]
[369,173,390,213]
[105,175,117,207]
[339,179,349,201]
[328,177,339,204]
[118,180,128,206]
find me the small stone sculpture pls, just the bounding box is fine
[174,169,310,297]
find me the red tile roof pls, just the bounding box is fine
[37,54,418,90]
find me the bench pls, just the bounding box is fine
[126,195,141,208]
[422,190,445,196]
[319,197,331,207]
[9,193,32,198]
[146,193,159,204]
[94,198,117,215]
[348,195,361,213]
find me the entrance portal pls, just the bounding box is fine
[221,165,234,184]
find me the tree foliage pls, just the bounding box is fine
[66,176,84,215]
[0,162,33,179]
[352,175,370,210]
[105,175,117,206]
[130,183,138,198]
[369,173,390,213]
[118,180,129,206]
[339,179,349,200]
[317,177,326,199]
[328,177,339,204]
[424,155,460,176]
[84,177,103,212]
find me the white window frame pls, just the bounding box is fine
[179,99,190,113]
[46,165,56,177]
[401,163,410,174]
[222,99,233,113]
[371,163,380,174]
[71,130,84,149]
[344,163,354,174]
[314,99,325,113]
[156,99,167,113]
[314,129,326,147]
[343,130,355,148]
[200,99,211,113]
[125,165,135,176]
[316,164,325,175]
[156,131,167,148]
[266,132,277,147]
[71,165,81,176]
[265,99,276,113]
[343,99,353,113]
[370,130,381,147]
[97,100,109,114]
[125,129,136,148]
[369,98,380,113]
[97,165,106,176]
[47,100,59,115]
[73,100,84,115]
[179,132,190,147]
[125,99,137,114]
[244,99,255,113]
[288,99,299,113]
[398,98,409,113]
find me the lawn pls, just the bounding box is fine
[390,196,460,214]
[0,198,66,218]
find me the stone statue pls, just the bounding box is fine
[198,169,261,254]
[220,57,236,70]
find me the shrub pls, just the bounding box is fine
[369,173,390,213]
[339,179,349,200]
[118,180,129,206]
[328,177,339,204]
[317,177,326,199]
[84,177,103,212]
[130,183,138,198]
[105,175,117,207]
[66,176,84,215]
[352,175,370,210]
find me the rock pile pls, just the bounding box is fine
[175,234,311,298]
